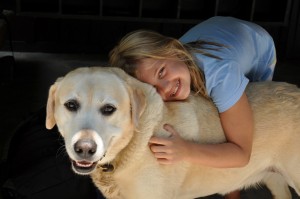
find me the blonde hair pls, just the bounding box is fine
[109,30,222,98]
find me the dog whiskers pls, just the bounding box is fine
[56,144,68,158]
[100,153,106,161]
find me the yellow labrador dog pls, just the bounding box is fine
[46,67,300,199]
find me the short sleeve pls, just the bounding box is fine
[206,61,249,113]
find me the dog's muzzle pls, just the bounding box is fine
[71,139,99,174]
[70,133,115,174]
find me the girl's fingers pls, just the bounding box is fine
[149,136,169,145]
[164,124,179,137]
[153,153,174,165]
[149,144,164,153]
[157,158,173,165]
[153,152,168,159]
[149,124,179,146]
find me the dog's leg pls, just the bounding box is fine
[263,172,292,199]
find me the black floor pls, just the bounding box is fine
[0,51,299,199]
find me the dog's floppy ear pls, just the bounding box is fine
[128,86,146,128]
[112,67,147,127]
[46,77,62,129]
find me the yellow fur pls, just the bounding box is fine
[46,67,300,199]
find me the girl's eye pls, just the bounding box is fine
[158,67,165,79]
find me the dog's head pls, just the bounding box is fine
[46,67,154,175]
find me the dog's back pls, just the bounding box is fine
[162,81,300,198]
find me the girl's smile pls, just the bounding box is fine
[136,58,191,101]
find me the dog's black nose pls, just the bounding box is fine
[74,139,97,158]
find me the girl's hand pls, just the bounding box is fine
[149,124,189,164]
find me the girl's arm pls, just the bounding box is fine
[149,92,254,168]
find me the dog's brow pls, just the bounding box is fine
[99,97,118,105]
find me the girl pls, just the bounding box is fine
[109,16,276,199]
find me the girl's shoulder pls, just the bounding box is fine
[180,16,269,46]
[197,58,249,112]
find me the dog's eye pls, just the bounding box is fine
[64,100,80,112]
[100,104,116,116]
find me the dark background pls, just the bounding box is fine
[1,0,300,59]
[0,0,300,198]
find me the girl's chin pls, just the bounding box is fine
[175,91,190,101]
[180,87,190,99]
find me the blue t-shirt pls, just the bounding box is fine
[180,16,276,113]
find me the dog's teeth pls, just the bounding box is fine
[76,161,93,167]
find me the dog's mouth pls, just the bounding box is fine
[72,160,97,174]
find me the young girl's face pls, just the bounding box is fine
[136,57,191,101]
